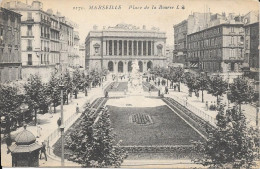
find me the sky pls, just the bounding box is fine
[1,0,259,45]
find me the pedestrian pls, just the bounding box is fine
[40,141,47,161]
[165,86,169,94]
[49,105,53,118]
[76,103,80,113]
[206,101,208,111]
[57,117,61,127]
[174,85,176,91]
[85,87,88,96]
[74,88,78,99]
[70,91,73,102]
[36,123,42,138]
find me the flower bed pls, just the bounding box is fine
[107,105,204,146]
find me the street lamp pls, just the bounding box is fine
[59,75,65,166]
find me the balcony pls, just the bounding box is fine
[41,19,51,26]
[27,46,32,51]
[26,31,33,37]
[22,18,34,24]
[41,33,50,39]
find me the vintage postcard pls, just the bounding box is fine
[0,0,259,168]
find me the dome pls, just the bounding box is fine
[14,125,36,145]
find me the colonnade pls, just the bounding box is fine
[105,40,155,56]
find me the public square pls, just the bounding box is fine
[1,0,260,168]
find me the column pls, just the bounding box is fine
[112,40,114,56]
[132,40,134,56]
[114,61,117,73]
[126,40,129,56]
[144,61,147,72]
[122,40,124,56]
[152,41,154,55]
[154,41,157,56]
[106,40,109,55]
[141,41,143,56]
[117,40,119,56]
[150,41,152,56]
[146,40,148,56]
[137,41,139,56]
[124,60,127,73]
[103,41,106,56]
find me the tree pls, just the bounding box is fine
[172,67,184,92]
[229,77,255,112]
[72,68,82,89]
[184,72,199,97]
[208,75,228,104]
[66,108,127,167]
[0,83,24,134]
[46,73,61,113]
[192,104,259,168]
[24,74,49,125]
[63,70,73,104]
[196,74,210,103]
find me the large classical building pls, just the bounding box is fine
[85,24,167,74]
[0,7,22,82]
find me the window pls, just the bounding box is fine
[231,36,234,44]
[28,54,32,65]
[27,25,32,36]
[27,12,32,20]
[41,54,43,64]
[231,27,234,32]
[27,40,32,51]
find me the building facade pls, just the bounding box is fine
[243,11,259,82]
[68,31,80,68]
[187,23,245,75]
[79,44,85,68]
[173,12,211,66]
[0,7,22,82]
[85,24,167,74]
[4,0,77,81]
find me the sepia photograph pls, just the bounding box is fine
[0,0,259,168]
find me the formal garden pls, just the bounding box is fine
[107,105,204,146]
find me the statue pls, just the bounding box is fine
[128,60,143,95]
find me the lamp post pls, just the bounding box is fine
[59,76,65,166]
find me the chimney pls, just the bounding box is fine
[32,1,42,10]
[93,25,98,30]
[47,9,53,15]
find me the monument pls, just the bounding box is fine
[128,59,143,95]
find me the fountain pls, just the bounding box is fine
[127,59,143,95]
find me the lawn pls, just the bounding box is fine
[106,82,128,92]
[107,105,204,146]
[142,82,159,92]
